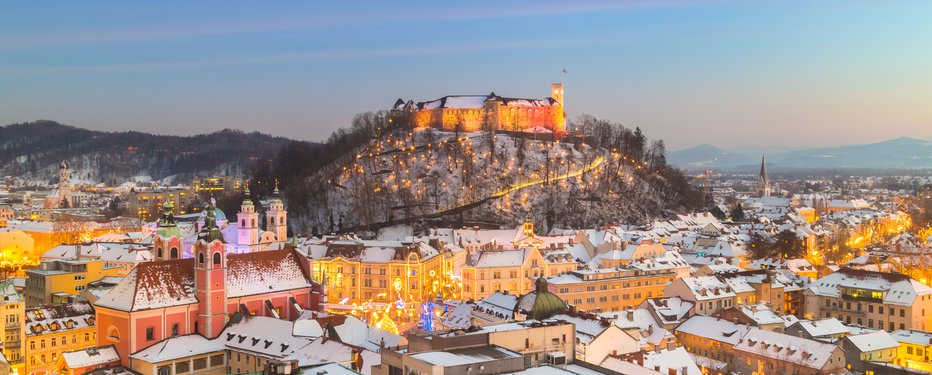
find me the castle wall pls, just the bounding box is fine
[411,103,564,133]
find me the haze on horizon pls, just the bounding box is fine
[1,0,930,150]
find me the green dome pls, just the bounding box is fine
[515,277,568,321]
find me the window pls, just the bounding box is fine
[172,323,179,336]
[175,361,190,373]
[210,354,224,367]
[193,358,207,370]
[213,252,221,265]
[900,309,906,318]
[199,252,205,264]
[146,327,155,341]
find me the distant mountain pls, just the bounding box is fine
[668,137,932,170]
[665,144,757,169]
[0,120,313,186]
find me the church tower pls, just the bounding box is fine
[194,203,227,339]
[236,186,259,252]
[759,155,772,197]
[265,182,287,241]
[58,160,73,208]
[154,200,182,261]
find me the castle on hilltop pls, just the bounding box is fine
[391,83,566,133]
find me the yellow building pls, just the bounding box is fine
[124,187,193,221]
[461,246,577,301]
[24,259,123,307]
[545,255,689,313]
[0,229,34,277]
[312,239,458,305]
[23,301,97,375]
[1,280,25,375]
[891,330,932,373]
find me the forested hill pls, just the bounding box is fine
[0,120,312,186]
[254,112,705,235]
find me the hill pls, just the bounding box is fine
[0,120,311,186]
[667,137,932,170]
[665,144,756,169]
[266,113,704,234]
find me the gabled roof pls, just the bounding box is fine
[226,250,314,298]
[94,258,196,311]
[845,331,900,352]
[95,249,315,311]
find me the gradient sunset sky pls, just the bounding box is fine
[2,1,930,150]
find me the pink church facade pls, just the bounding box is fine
[94,241,324,366]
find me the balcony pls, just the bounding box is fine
[5,321,20,330]
[4,340,20,349]
[841,293,883,304]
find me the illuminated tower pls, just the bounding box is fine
[236,186,259,252]
[265,182,287,241]
[551,83,565,132]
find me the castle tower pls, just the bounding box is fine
[194,204,227,339]
[236,186,259,252]
[154,200,182,261]
[551,83,565,132]
[759,155,772,197]
[265,182,287,242]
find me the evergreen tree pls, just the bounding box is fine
[730,204,745,221]
[710,206,726,220]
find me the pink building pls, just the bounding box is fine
[95,226,323,365]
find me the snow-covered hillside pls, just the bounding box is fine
[297,129,696,233]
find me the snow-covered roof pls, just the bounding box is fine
[890,329,932,346]
[409,346,522,366]
[737,327,839,370]
[95,249,315,311]
[807,268,932,306]
[674,316,748,346]
[845,331,900,352]
[129,335,225,362]
[791,318,847,338]
[600,347,701,375]
[61,345,120,369]
[25,301,96,337]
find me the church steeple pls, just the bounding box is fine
[199,200,225,243]
[266,181,287,241]
[237,184,259,251]
[759,154,772,197]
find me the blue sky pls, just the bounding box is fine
[2,0,930,150]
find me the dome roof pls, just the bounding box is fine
[514,277,567,321]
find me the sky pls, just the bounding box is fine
[1,1,931,151]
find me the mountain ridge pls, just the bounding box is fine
[667,137,932,170]
[0,120,316,186]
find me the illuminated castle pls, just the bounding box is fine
[391,83,566,133]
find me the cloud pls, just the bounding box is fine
[0,0,704,49]
[0,36,603,74]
